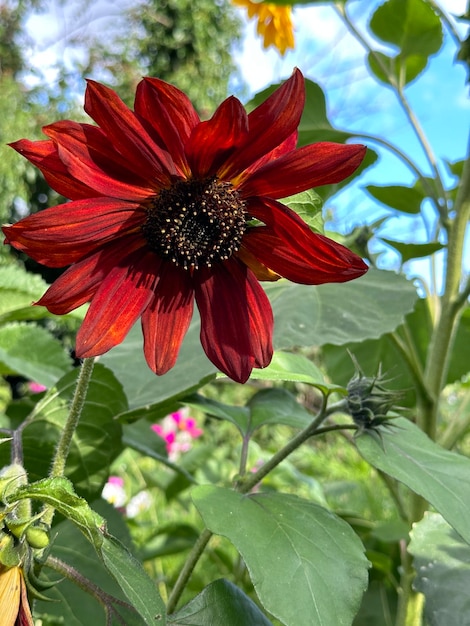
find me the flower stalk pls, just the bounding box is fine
[43,357,95,526]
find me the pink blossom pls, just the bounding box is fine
[151,408,203,461]
[28,382,47,393]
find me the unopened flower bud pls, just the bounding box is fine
[25,526,50,550]
[346,358,401,432]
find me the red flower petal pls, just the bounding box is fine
[76,249,159,358]
[245,269,273,369]
[194,259,273,383]
[240,143,367,199]
[44,122,157,200]
[186,96,249,178]
[37,235,145,314]
[142,262,194,374]
[247,198,368,281]
[3,198,145,267]
[84,80,178,183]
[220,68,305,179]
[9,139,100,200]
[238,130,298,180]
[135,77,200,176]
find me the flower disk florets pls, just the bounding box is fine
[142,177,247,270]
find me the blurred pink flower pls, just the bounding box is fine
[28,382,47,393]
[151,408,203,461]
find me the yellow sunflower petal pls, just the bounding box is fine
[233,0,295,55]
[0,566,21,626]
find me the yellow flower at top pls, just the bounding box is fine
[233,0,295,55]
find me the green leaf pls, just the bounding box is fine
[101,318,216,415]
[32,497,165,625]
[365,184,424,214]
[0,264,49,320]
[0,322,72,386]
[448,308,470,384]
[16,479,166,624]
[100,534,166,624]
[282,189,324,234]
[35,500,145,626]
[445,159,464,179]
[356,418,470,544]
[369,0,443,59]
[193,487,369,626]
[322,298,468,408]
[138,523,200,561]
[247,388,314,431]
[12,477,105,545]
[103,270,416,408]
[408,512,470,625]
[169,579,273,625]
[380,239,444,262]
[367,50,428,86]
[185,394,249,435]
[186,387,313,436]
[249,350,344,395]
[0,364,125,499]
[269,268,417,348]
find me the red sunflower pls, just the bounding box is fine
[3,69,367,383]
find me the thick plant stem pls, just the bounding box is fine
[166,528,213,614]
[423,144,470,438]
[43,357,95,526]
[399,142,470,626]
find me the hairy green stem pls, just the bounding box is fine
[43,357,95,526]
[46,555,132,624]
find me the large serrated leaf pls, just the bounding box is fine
[269,268,417,348]
[193,487,369,626]
[408,512,470,626]
[0,264,49,318]
[0,364,125,499]
[169,579,273,625]
[0,322,72,386]
[356,418,470,544]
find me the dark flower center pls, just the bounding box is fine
[142,177,247,270]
